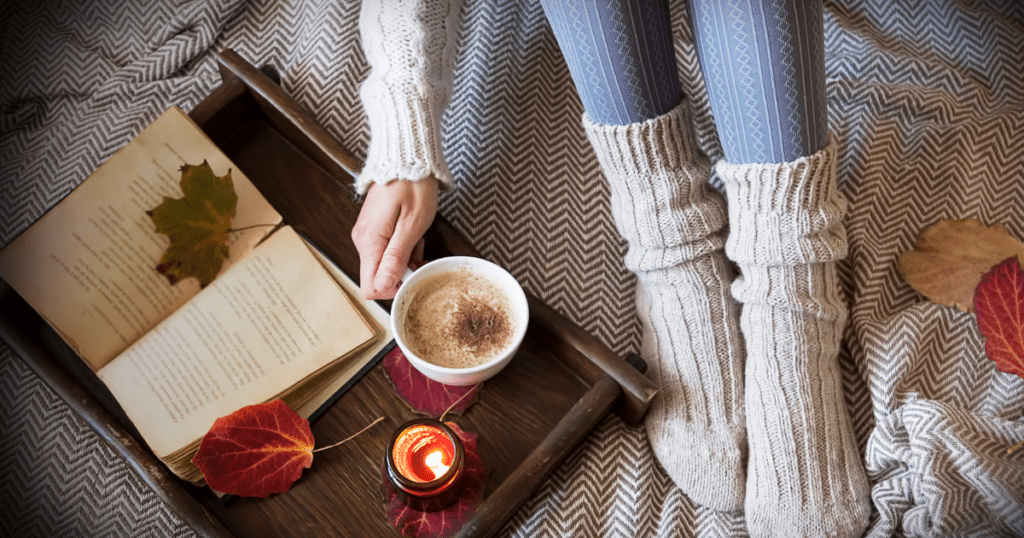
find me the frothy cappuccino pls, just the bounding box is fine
[401,268,516,369]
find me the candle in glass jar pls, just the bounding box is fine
[385,418,465,511]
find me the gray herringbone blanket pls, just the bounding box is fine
[2,1,1022,536]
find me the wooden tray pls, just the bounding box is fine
[0,49,657,538]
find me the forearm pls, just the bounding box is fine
[357,0,464,194]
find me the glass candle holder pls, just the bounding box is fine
[385,418,465,512]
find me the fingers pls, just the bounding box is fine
[410,238,426,270]
[352,178,439,300]
[352,190,398,300]
[354,223,392,300]
[373,221,422,294]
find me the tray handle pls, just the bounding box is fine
[215,48,363,184]
[455,375,620,538]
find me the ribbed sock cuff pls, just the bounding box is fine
[582,100,725,270]
[582,99,705,184]
[720,137,847,266]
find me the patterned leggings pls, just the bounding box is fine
[540,0,828,164]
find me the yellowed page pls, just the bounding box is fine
[97,226,377,458]
[0,107,281,370]
[286,241,392,417]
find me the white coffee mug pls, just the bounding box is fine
[391,256,529,386]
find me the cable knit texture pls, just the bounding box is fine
[356,0,462,194]
[584,100,747,511]
[720,138,870,538]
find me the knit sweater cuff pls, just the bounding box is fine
[356,86,454,194]
[582,99,706,184]
[355,0,461,195]
[720,136,848,265]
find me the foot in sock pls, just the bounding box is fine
[719,139,870,537]
[583,101,747,511]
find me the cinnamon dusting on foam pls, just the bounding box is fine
[403,268,515,369]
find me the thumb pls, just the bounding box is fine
[373,226,420,292]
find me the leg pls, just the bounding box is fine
[541,0,680,125]
[691,0,828,164]
[690,0,871,535]
[541,0,747,511]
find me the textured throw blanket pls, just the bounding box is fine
[2,1,1022,536]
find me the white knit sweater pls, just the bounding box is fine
[356,0,463,194]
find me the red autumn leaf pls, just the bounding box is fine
[386,422,486,538]
[384,346,480,416]
[191,399,314,497]
[974,256,1024,380]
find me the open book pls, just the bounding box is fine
[0,107,387,483]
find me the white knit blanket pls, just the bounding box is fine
[1,1,1021,536]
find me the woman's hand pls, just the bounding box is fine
[352,177,439,300]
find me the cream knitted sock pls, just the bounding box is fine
[719,139,870,537]
[583,101,746,511]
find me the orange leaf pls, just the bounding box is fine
[191,400,313,497]
[974,256,1024,380]
[898,218,1024,312]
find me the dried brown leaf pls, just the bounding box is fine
[898,218,1024,312]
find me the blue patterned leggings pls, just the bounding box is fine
[540,0,828,164]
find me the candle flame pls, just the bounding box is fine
[424,450,449,479]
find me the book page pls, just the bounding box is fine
[284,241,393,418]
[97,226,378,458]
[0,107,281,370]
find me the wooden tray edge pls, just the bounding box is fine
[0,47,659,538]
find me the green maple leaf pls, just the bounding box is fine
[148,161,237,288]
